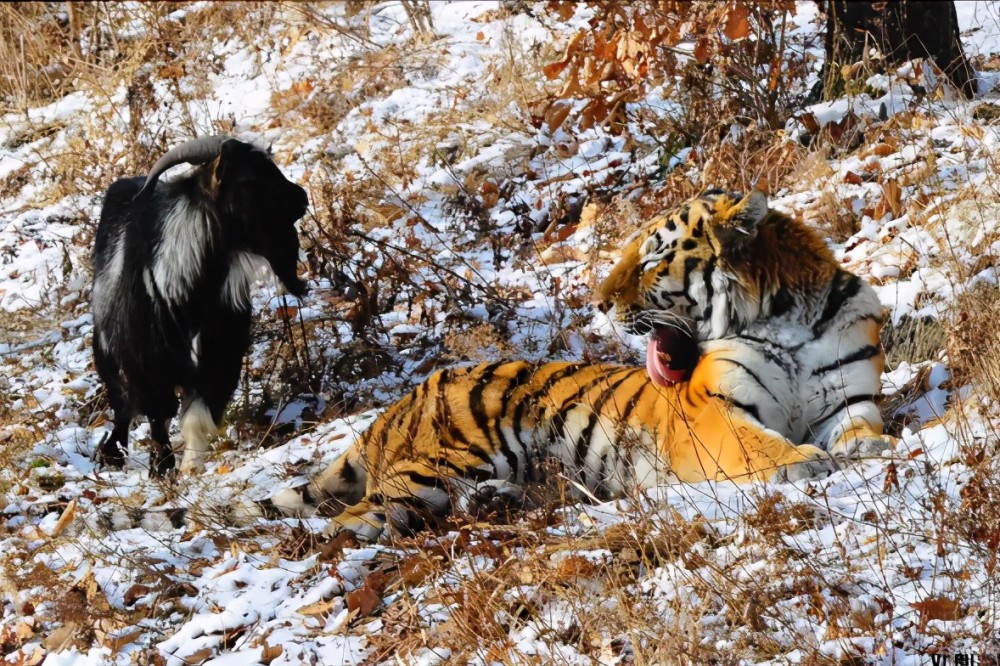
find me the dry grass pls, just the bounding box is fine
[5,2,1000,663]
[949,284,1000,398]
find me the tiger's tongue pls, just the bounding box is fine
[645,329,689,387]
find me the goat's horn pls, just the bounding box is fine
[134,135,231,199]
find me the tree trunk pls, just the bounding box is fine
[822,1,976,100]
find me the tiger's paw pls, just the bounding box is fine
[321,505,392,544]
[464,481,533,521]
[830,435,896,461]
[775,445,837,482]
[322,517,383,544]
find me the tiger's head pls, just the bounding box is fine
[596,189,839,385]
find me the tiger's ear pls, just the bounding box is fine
[711,190,769,253]
[730,190,769,228]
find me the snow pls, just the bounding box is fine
[2,1,1000,664]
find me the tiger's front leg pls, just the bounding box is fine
[825,412,896,461]
[665,352,837,483]
[664,392,837,482]
[324,461,456,542]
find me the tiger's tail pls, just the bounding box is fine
[271,444,368,518]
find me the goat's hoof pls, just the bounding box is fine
[150,453,177,478]
[97,436,127,469]
[178,457,206,476]
[98,452,126,470]
[776,445,837,482]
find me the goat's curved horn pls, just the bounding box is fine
[134,135,231,199]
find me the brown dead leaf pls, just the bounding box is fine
[554,554,600,579]
[542,60,569,81]
[843,171,863,185]
[43,622,80,652]
[346,586,380,617]
[80,570,111,613]
[694,38,712,64]
[399,557,435,587]
[297,597,341,619]
[319,530,359,562]
[476,31,485,41]
[157,63,185,80]
[544,31,585,80]
[291,79,313,95]
[824,112,863,150]
[544,102,572,133]
[872,142,895,157]
[553,1,575,20]
[49,498,76,537]
[260,642,283,664]
[723,3,751,40]
[101,628,142,655]
[882,461,899,493]
[123,584,152,607]
[881,180,903,218]
[181,647,214,665]
[480,180,500,209]
[911,596,963,629]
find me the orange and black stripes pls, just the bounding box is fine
[279,189,886,541]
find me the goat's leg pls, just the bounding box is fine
[93,339,131,468]
[178,395,217,475]
[149,417,176,476]
[178,308,252,474]
[98,409,132,469]
[140,389,180,476]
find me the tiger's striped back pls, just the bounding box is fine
[274,359,830,541]
[274,188,886,542]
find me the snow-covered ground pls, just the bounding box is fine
[2,2,1000,664]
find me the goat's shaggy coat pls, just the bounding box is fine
[92,137,308,474]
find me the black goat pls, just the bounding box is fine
[91,136,308,475]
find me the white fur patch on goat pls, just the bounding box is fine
[190,333,201,366]
[153,197,213,305]
[92,236,127,347]
[93,237,125,313]
[223,251,265,309]
[179,398,217,474]
[143,268,156,299]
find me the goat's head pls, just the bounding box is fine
[138,136,309,297]
[211,140,309,297]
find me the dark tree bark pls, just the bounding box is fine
[822,1,977,99]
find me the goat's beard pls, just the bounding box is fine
[282,275,308,297]
[263,226,308,297]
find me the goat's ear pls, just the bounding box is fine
[210,140,241,195]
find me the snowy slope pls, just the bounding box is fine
[2,2,1000,664]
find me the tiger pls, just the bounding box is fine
[273,189,890,542]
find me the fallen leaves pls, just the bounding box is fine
[723,3,751,40]
[345,585,381,616]
[911,596,963,630]
[123,583,153,607]
[47,498,76,538]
